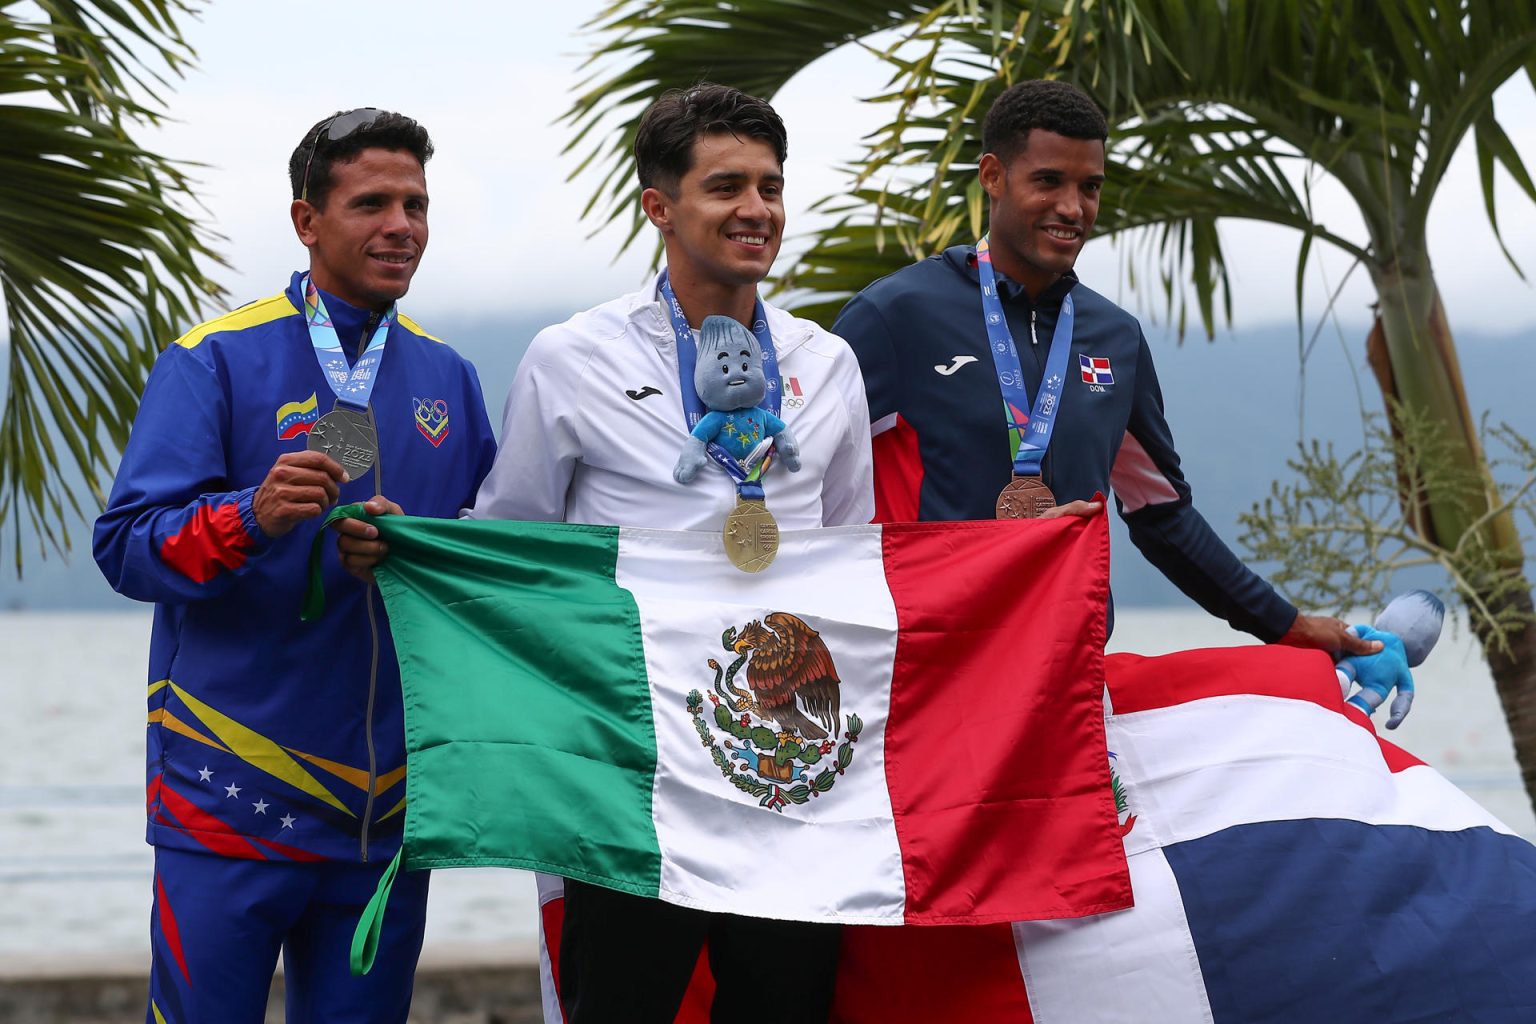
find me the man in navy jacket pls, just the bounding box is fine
[94,109,495,1023]
[834,80,1375,656]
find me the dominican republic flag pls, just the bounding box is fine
[303,507,1132,973]
[829,645,1536,1023]
[533,644,1536,1022]
[1079,354,1114,385]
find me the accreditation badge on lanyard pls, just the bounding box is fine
[658,271,784,573]
[301,274,396,480]
[975,237,1076,519]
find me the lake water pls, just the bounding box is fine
[3,609,1532,961]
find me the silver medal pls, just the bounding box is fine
[307,406,377,478]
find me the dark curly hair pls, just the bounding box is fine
[634,83,787,194]
[981,80,1107,164]
[289,109,434,208]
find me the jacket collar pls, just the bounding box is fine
[942,244,1080,309]
[627,271,815,359]
[282,270,405,334]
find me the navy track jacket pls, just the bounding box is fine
[833,244,1296,642]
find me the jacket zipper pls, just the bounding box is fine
[357,313,382,862]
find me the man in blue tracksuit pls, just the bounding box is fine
[833,79,1376,656]
[94,109,496,1023]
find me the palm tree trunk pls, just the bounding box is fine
[1477,591,1536,808]
[1367,256,1536,814]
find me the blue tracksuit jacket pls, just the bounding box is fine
[94,272,496,863]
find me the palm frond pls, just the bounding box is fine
[569,0,1536,334]
[562,0,945,252]
[0,1,223,570]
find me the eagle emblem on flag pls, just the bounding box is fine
[1109,749,1138,837]
[687,612,862,812]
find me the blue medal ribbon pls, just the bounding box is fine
[658,271,781,501]
[975,237,1075,477]
[302,274,396,411]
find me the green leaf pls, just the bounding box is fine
[0,1,224,572]
[566,0,1534,337]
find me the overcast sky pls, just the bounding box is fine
[147,2,1536,334]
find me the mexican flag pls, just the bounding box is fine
[305,506,1131,972]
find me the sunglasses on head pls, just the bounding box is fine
[299,107,383,202]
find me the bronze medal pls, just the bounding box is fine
[723,498,779,573]
[996,475,1056,519]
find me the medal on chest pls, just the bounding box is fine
[308,405,378,479]
[996,475,1057,519]
[724,496,780,572]
[299,274,395,480]
[974,237,1075,519]
[661,275,801,572]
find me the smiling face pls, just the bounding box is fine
[291,147,428,311]
[979,129,1105,297]
[642,132,784,313]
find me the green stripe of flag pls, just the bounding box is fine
[312,508,663,895]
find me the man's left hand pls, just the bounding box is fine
[332,497,404,584]
[1041,498,1104,520]
[1278,613,1383,657]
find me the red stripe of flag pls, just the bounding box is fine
[1107,646,1428,774]
[832,924,1034,1023]
[879,512,1130,923]
[1106,645,1339,715]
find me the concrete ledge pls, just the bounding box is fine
[0,946,545,1024]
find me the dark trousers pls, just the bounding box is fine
[558,879,842,1023]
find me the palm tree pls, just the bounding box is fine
[565,0,1536,808]
[0,0,222,568]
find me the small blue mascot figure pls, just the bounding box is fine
[674,315,802,484]
[1337,589,1446,730]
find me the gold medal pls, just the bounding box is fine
[723,498,779,573]
[996,475,1056,519]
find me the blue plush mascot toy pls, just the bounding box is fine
[1337,589,1446,729]
[674,315,802,484]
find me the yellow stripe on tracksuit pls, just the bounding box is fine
[286,749,406,797]
[174,293,297,350]
[167,683,355,817]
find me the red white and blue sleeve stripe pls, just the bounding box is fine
[94,346,271,602]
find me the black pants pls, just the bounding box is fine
[558,879,842,1023]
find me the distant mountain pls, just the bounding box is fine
[1103,320,1533,613]
[3,314,1532,614]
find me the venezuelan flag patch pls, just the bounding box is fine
[276,392,320,439]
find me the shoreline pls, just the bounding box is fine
[0,944,544,1024]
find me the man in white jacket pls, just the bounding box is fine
[468,83,873,1023]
